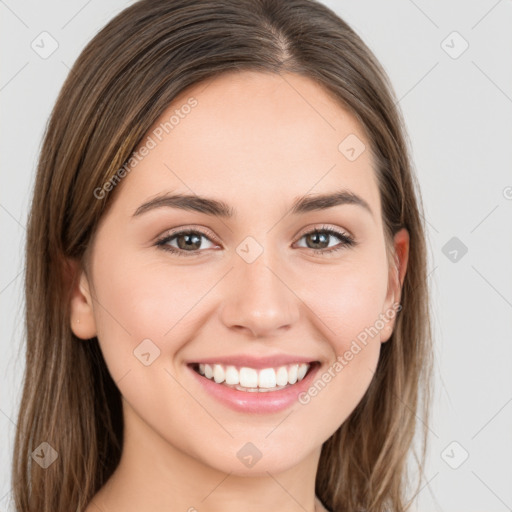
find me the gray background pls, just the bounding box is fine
[1,1,511,510]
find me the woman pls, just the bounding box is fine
[12,1,433,511]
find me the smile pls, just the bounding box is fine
[191,362,313,392]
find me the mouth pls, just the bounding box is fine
[188,361,319,393]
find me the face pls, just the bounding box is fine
[70,70,408,476]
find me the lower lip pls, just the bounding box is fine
[187,363,320,414]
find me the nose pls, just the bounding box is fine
[219,249,300,338]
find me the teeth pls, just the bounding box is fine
[196,362,311,390]
[276,366,289,386]
[297,363,308,381]
[288,364,298,385]
[258,368,276,388]
[225,365,239,385]
[239,367,258,387]
[213,365,225,384]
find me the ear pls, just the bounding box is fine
[67,259,97,340]
[380,228,409,343]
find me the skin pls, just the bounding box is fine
[70,70,409,512]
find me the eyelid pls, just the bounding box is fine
[294,223,354,242]
[155,224,220,245]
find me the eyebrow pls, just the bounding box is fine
[132,189,373,219]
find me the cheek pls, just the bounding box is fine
[293,300,385,436]
[299,248,390,349]
[292,249,389,421]
[89,253,215,373]
[88,256,211,445]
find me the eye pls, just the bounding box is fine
[294,225,355,255]
[155,225,356,257]
[155,228,219,256]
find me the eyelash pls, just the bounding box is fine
[154,225,356,257]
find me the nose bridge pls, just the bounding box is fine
[219,237,300,337]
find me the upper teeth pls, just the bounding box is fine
[197,363,310,388]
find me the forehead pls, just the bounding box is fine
[112,70,380,215]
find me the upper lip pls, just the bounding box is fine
[186,354,319,369]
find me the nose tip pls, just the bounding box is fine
[219,258,300,338]
[230,308,293,338]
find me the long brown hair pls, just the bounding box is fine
[13,1,433,510]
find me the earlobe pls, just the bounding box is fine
[68,260,97,340]
[381,228,409,343]
[380,323,394,343]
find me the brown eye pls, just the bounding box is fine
[295,227,355,254]
[304,231,330,250]
[155,229,217,256]
[174,232,203,251]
